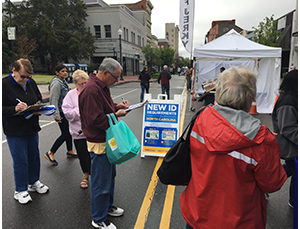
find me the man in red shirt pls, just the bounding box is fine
[158,65,172,99]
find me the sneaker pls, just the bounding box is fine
[14,191,32,204]
[107,205,124,217]
[28,180,49,194]
[92,219,116,229]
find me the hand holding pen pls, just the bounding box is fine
[121,97,130,108]
[15,98,28,112]
[116,97,130,117]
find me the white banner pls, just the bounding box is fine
[179,0,195,54]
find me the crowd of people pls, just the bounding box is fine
[2,57,297,229]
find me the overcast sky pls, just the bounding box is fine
[104,0,297,58]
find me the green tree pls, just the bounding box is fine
[174,54,190,69]
[159,46,175,68]
[3,0,95,73]
[141,44,160,73]
[252,15,281,47]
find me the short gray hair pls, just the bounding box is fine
[72,69,89,82]
[215,66,257,110]
[98,58,122,74]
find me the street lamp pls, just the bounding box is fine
[118,28,124,80]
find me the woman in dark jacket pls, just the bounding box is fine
[272,69,298,208]
[139,66,151,102]
[2,58,49,204]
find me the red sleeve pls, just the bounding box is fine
[254,128,287,193]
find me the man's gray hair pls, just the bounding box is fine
[215,66,257,110]
[98,58,122,73]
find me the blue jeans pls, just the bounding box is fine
[6,133,40,192]
[140,83,149,101]
[90,152,116,223]
[161,85,170,99]
[284,159,295,205]
[186,223,193,229]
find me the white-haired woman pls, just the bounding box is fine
[180,66,287,229]
[62,70,91,189]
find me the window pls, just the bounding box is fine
[104,25,111,38]
[94,25,101,38]
[137,35,141,46]
[131,32,135,43]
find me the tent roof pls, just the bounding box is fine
[194,29,282,59]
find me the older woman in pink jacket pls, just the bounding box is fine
[62,70,91,189]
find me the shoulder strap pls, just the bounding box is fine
[182,105,211,139]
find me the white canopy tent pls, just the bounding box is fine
[194,29,282,113]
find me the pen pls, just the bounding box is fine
[122,97,127,105]
[16,98,22,103]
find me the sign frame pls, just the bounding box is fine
[141,93,181,158]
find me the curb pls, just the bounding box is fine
[41,79,158,103]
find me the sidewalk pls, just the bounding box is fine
[39,75,157,103]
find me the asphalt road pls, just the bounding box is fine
[2,75,294,228]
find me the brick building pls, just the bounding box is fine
[206,19,243,43]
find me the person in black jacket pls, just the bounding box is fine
[2,58,49,204]
[139,66,151,102]
[272,69,298,208]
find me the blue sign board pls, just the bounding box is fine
[141,95,181,157]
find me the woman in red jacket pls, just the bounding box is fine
[180,66,287,229]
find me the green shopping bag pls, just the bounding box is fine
[105,113,141,164]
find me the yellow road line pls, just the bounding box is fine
[159,89,188,228]
[159,185,176,228]
[134,89,188,229]
[134,157,163,229]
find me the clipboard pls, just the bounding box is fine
[15,104,45,115]
[125,100,149,112]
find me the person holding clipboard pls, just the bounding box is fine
[79,58,129,229]
[2,58,49,204]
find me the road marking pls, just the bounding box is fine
[134,88,188,229]
[159,185,176,229]
[159,89,188,228]
[134,157,163,229]
[40,120,56,128]
[112,88,139,99]
[2,120,56,144]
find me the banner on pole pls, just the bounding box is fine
[179,0,195,54]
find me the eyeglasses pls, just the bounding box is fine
[106,70,119,80]
[18,71,31,79]
[77,82,87,86]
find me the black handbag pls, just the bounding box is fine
[157,105,209,186]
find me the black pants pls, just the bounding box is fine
[186,77,191,90]
[74,139,91,174]
[284,159,296,205]
[50,112,73,154]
